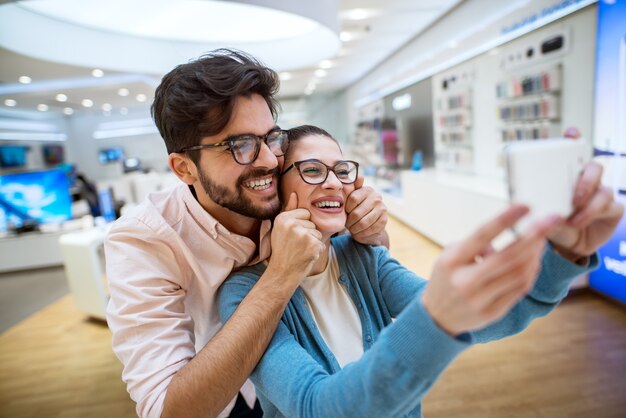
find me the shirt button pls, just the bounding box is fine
[366,335,372,342]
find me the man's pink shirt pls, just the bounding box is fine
[105,182,272,418]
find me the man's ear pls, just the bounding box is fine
[168,153,197,185]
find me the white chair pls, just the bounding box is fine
[59,228,109,320]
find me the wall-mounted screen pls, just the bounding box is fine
[0,169,72,233]
[0,146,28,169]
[98,147,125,165]
[593,0,626,153]
[42,145,65,165]
[590,0,626,304]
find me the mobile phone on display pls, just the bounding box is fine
[505,139,590,234]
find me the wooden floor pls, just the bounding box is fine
[0,216,625,417]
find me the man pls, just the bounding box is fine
[105,49,388,418]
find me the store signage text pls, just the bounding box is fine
[501,0,590,34]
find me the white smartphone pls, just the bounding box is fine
[505,139,590,234]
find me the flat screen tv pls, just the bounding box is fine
[0,169,72,233]
[98,147,125,165]
[42,145,65,165]
[0,146,28,168]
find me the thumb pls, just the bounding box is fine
[353,175,364,190]
[283,192,299,211]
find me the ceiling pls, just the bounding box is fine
[0,0,462,117]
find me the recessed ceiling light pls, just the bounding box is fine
[102,103,112,111]
[279,72,292,81]
[339,31,354,42]
[81,99,94,107]
[92,68,104,77]
[63,107,74,115]
[136,93,147,102]
[314,69,327,77]
[56,93,68,102]
[18,75,32,84]
[120,107,128,115]
[118,88,130,97]
[37,104,49,111]
[340,8,378,21]
[319,60,333,69]
[4,99,17,107]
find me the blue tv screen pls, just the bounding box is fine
[0,169,72,233]
[0,146,28,168]
[98,147,125,164]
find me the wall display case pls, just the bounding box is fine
[496,65,562,142]
[433,70,475,172]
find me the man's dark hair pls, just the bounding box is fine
[151,48,280,164]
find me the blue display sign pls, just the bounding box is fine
[589,0,626,304]
[589,194,626,304]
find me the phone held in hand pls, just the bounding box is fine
[505,138,590,234]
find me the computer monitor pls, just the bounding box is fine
[0,169,72,233]
[98,147,125,165]
[0,146,28,169]
[42,145,65,165]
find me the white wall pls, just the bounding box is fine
[65,108,168,182]
[279,91,349,144]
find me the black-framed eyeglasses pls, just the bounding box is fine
[177,128,289,165]
[281,159,359,185]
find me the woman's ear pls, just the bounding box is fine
[168,153,197,185]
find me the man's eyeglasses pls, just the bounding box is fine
[178,129,289,165]
[281,159,359,185]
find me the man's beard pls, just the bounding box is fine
[197,167,281,220]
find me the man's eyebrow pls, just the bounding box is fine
[225,125,281,140]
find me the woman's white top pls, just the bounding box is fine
[299,246,364,368]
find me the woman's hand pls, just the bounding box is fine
[422,205,561,337]
[546,161,624,262]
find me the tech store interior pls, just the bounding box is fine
[1,1,625,417]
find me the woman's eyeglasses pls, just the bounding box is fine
[281,159,359,185]
[178,129,289,165]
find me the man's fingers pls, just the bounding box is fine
[283,192,299,211]
[353,174,365,190]
[350,213,387,240]
[448,205,529,263]
[573,161,603,208]
[344,184,371,217]
[347,207,385,236]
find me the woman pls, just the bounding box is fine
[218,125,598,418]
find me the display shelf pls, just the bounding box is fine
[496,64,562,142]
[433,72,475,173]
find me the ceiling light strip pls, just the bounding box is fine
[0,74,160,95]
[0,132,67,141]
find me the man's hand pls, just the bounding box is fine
[422,205,562,337]
[267,193,324,286]
[547,161,624,261]
[345,175,389,247]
